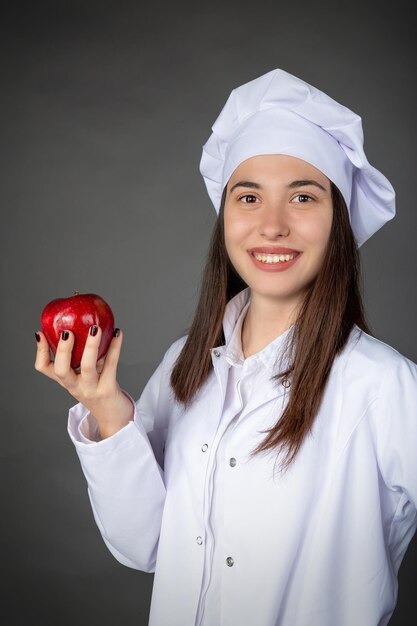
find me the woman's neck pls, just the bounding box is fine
[241,293,299,358]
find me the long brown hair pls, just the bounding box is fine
[171,182,369,469]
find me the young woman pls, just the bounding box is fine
[35,69,417,626]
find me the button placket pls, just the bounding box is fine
[196,353,239,626]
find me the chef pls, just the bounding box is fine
[35,68,417,626]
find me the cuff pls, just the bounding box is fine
[78,412,102,443]
[67,391,138,449]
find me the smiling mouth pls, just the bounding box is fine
[252,252,297,264]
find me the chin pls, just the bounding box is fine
[249,285,301,301]
[244,275,310,304]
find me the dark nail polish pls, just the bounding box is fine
[61,331,69,341]
[90,325,98,337]
[35,332,40,343]
[113,328,120,337]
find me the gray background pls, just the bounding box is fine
[1,0,416,624]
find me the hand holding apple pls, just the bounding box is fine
[35,293,134,439]
[40,292,115,369]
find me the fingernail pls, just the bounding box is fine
[61,331,69,341]
[113,328,120,337]
[90,325,98,337]
[35,332,40,343]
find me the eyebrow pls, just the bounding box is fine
[229,181,262,193]
[288,179,327,192]
[229,179,328,193]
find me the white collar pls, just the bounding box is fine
[221,288,293,372]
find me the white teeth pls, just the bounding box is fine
[254,253,295,264]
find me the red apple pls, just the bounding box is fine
[41,292,115,369]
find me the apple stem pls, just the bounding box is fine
[74,291,80,296]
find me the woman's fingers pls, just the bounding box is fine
[35,326,122,401]
[53,330,78,389]
[34,331,52,373]
[79,325,102,388]
[34,331,60,382]
[34,330,77,389]
[99,328,123,387]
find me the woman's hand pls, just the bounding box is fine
[34,326,134,439]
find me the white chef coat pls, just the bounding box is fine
[196,299,291,625]
[68,287,417,626]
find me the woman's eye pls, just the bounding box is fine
[239,194,258,203]
[293,194,313,203]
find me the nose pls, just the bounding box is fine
[258,204,290,239]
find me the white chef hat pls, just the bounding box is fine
[199,68,395,246]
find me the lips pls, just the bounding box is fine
[247,247,301,272]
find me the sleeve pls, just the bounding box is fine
[77,412,102,443]
[368,353,417,566]
[67,339,184,573]
[371,355,417,508]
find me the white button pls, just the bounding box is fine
[213,349,221,357]
[196,536,203,545]
[201,443,208,452]
[282,378,291,388]
[226,556,234,567]
[229,457,237,467]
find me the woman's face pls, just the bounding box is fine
[224,154,333,309]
